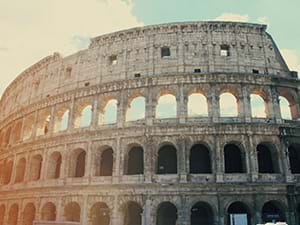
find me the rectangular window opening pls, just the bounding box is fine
[109,55,117,65]
[194,68,201,73]
[161,47,171,58]
[252,69,259,74]
[220,45,230,57]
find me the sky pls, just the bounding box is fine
[0,0,299,98]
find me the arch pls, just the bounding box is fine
[54,109,69,132]
[0,205,5,225]
[279,96,293,120]
[288,144,300,174]
[3,160,13,184]
[227,202,251,225]
[126,96,146,121]
[64,202,80,222]
[250,94,267,118]
[101,99,118,125]
[8,204,18,225]
[188,93,208,117]
[126,146,144,175]
[22,203,35,225]
[224,143,246,173]
[69,148,86,178]
[36,111,51,136]
[11,120,23,143]
[89,202,110,225]
[15,158,26,183]
[41,202,56,221]
[80,105,92,127]
[156,202,177,225]
[257,143,279,173]
[191,201,214,225]
[262,201,285,223]
[47,152,62,179]
[29,154,43,181]
[189,144,212,174]
[99,148,113,176]
[123,201,143,225]
[219,92,238,117]
[156,93,177,119]
[157,145,177,174]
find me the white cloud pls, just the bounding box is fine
[0,0,143,97]
[214,13,250,22]
[281,49,300,74]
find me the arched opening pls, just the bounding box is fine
[0,205,5,225]
[250,94,267,118]
[189,144,212,174]
[279,96,292,120]
[69,149,86,178]
[262,201,285,223]
[101,99,118,125]
[30,155,43,181]
[157,145,177,174]
[80,105,92,127]
[220,92,238,117]
[64,202,80,222]
[224,144,245,173]
[100,148,113,176]
[22,203,35,225]
[15,158,26,183]
[126,96,146,121]
[191,202,213,225]
[257,144,279,173]
[156,202,177,225]
[3,160,13,184]
[156,94,177,119]
[11,120,22,143]
[47,152,62,179]
[123,202,142,225]
[41,202,56,221]
[89,202,110,225]
[188,93,208,117]
[8,204,18,225]
[126,146,144,175]
[22,113,34,140]
[36,110,51,136]
[288,144,300,174]
[54,109,69,132]
[227,202,250,225]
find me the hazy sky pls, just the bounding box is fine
[0,0,299,97]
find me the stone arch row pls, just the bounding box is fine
[1,142,299,185]
[0,85,298,147]
[0,198,294,225]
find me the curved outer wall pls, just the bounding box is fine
[0,21,299,225]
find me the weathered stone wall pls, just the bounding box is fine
[0,21,299,225]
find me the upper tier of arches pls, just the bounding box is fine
[0,21,295,120]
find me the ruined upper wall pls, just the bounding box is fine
[0,21,294,119]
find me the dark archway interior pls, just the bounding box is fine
[227,202,250,225]
[157,202,177,225]
[127,147,144,175]
[262,202,285,223]
[257,144,275,173]
[75,151,86,178]
[42,203,56,221]
[288,144,300,174]
[90,203,110,225]
[190,144,211,174]
[124,202,142,225]
[191,202,213,225]
[224,144,245,173]
[65,202,80,222]
[157,145,177,174]
[100,148,113,176]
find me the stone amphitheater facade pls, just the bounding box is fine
[0,21,299,225]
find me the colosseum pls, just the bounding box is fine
[0,21,299,225]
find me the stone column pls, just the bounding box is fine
[85,141,93,179]
[178,137,187,183]
[215,135,223,183]
[280,139,293,182]
[68,95,76,130]
[209,85,219,123]
[178,84,186,124]
[111,197,122,225]
[40,147,47,180]
[91,96,99,128]
[270,87,282,123]
[47,105,56,135]
[31,110,39,139]
[10,153,17,184]
[146,87,155,126]
[117,90,125,128]
[242,85,251,122]
[144,137,153,183]
[248,135,258,182]
[81,196,88,225]
[113,137,121,183]
[142,199,152,225]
